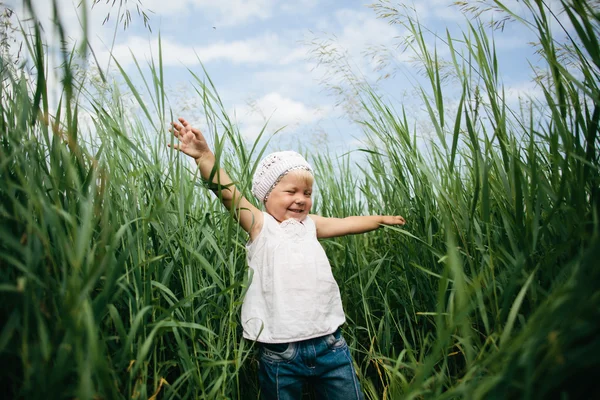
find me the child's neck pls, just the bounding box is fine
[269,213,304,224]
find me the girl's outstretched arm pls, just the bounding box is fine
[169,117,263,239]
[310,214,406,239]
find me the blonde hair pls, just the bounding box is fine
[287,168,314,187]
[264,168,314,203]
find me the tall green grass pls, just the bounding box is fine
[1,0,598,399]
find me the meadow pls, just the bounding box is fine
[1,0,598,399]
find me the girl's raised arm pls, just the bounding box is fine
[310,214,405,239]
[169,117,263,239]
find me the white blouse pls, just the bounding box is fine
[241,212,346,343]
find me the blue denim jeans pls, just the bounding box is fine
[258,328,364,400]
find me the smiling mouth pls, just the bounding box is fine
[288,209,304,213]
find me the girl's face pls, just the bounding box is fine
[265,171,313,222]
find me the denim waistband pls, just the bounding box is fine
[262,327,342,351]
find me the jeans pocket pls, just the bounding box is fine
[263,342,288,353]
[260,342,296,362]
[326,331,347,350]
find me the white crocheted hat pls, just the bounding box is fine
[251,151,313,202]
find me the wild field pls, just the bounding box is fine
[1,0,599,399]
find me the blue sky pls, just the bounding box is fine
[6,0,565,154]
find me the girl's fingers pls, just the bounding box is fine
[171,118,205,148]
[170,122,182,133]
[171,122,193,139]
[390,216,406,225]
[172,119,203,140]
[180,119,202,137]
[172,128,183,139]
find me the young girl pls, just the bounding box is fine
[170,117,406,400]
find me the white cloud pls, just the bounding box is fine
[410,0,464,23]
[280,0,318,14]
[232,92,328,140]
[252,65,316,96]
[195,33,284,64]
[333,9,400,54]
[140,0,319,26]
[307,8,405,87]
[5,0,115,46]
[493,34,535,50]
[280,46,310,66]
[135,0,194,16]
[3,0,115,108]
[504,80,543,106]
[139,0,276,26]
[94,32,305,68]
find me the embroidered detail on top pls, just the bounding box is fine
[279,217,306,239]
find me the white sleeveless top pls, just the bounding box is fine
[241,212,346,343]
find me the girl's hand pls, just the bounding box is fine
[169,117,212,160]
[381,215,406,225]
